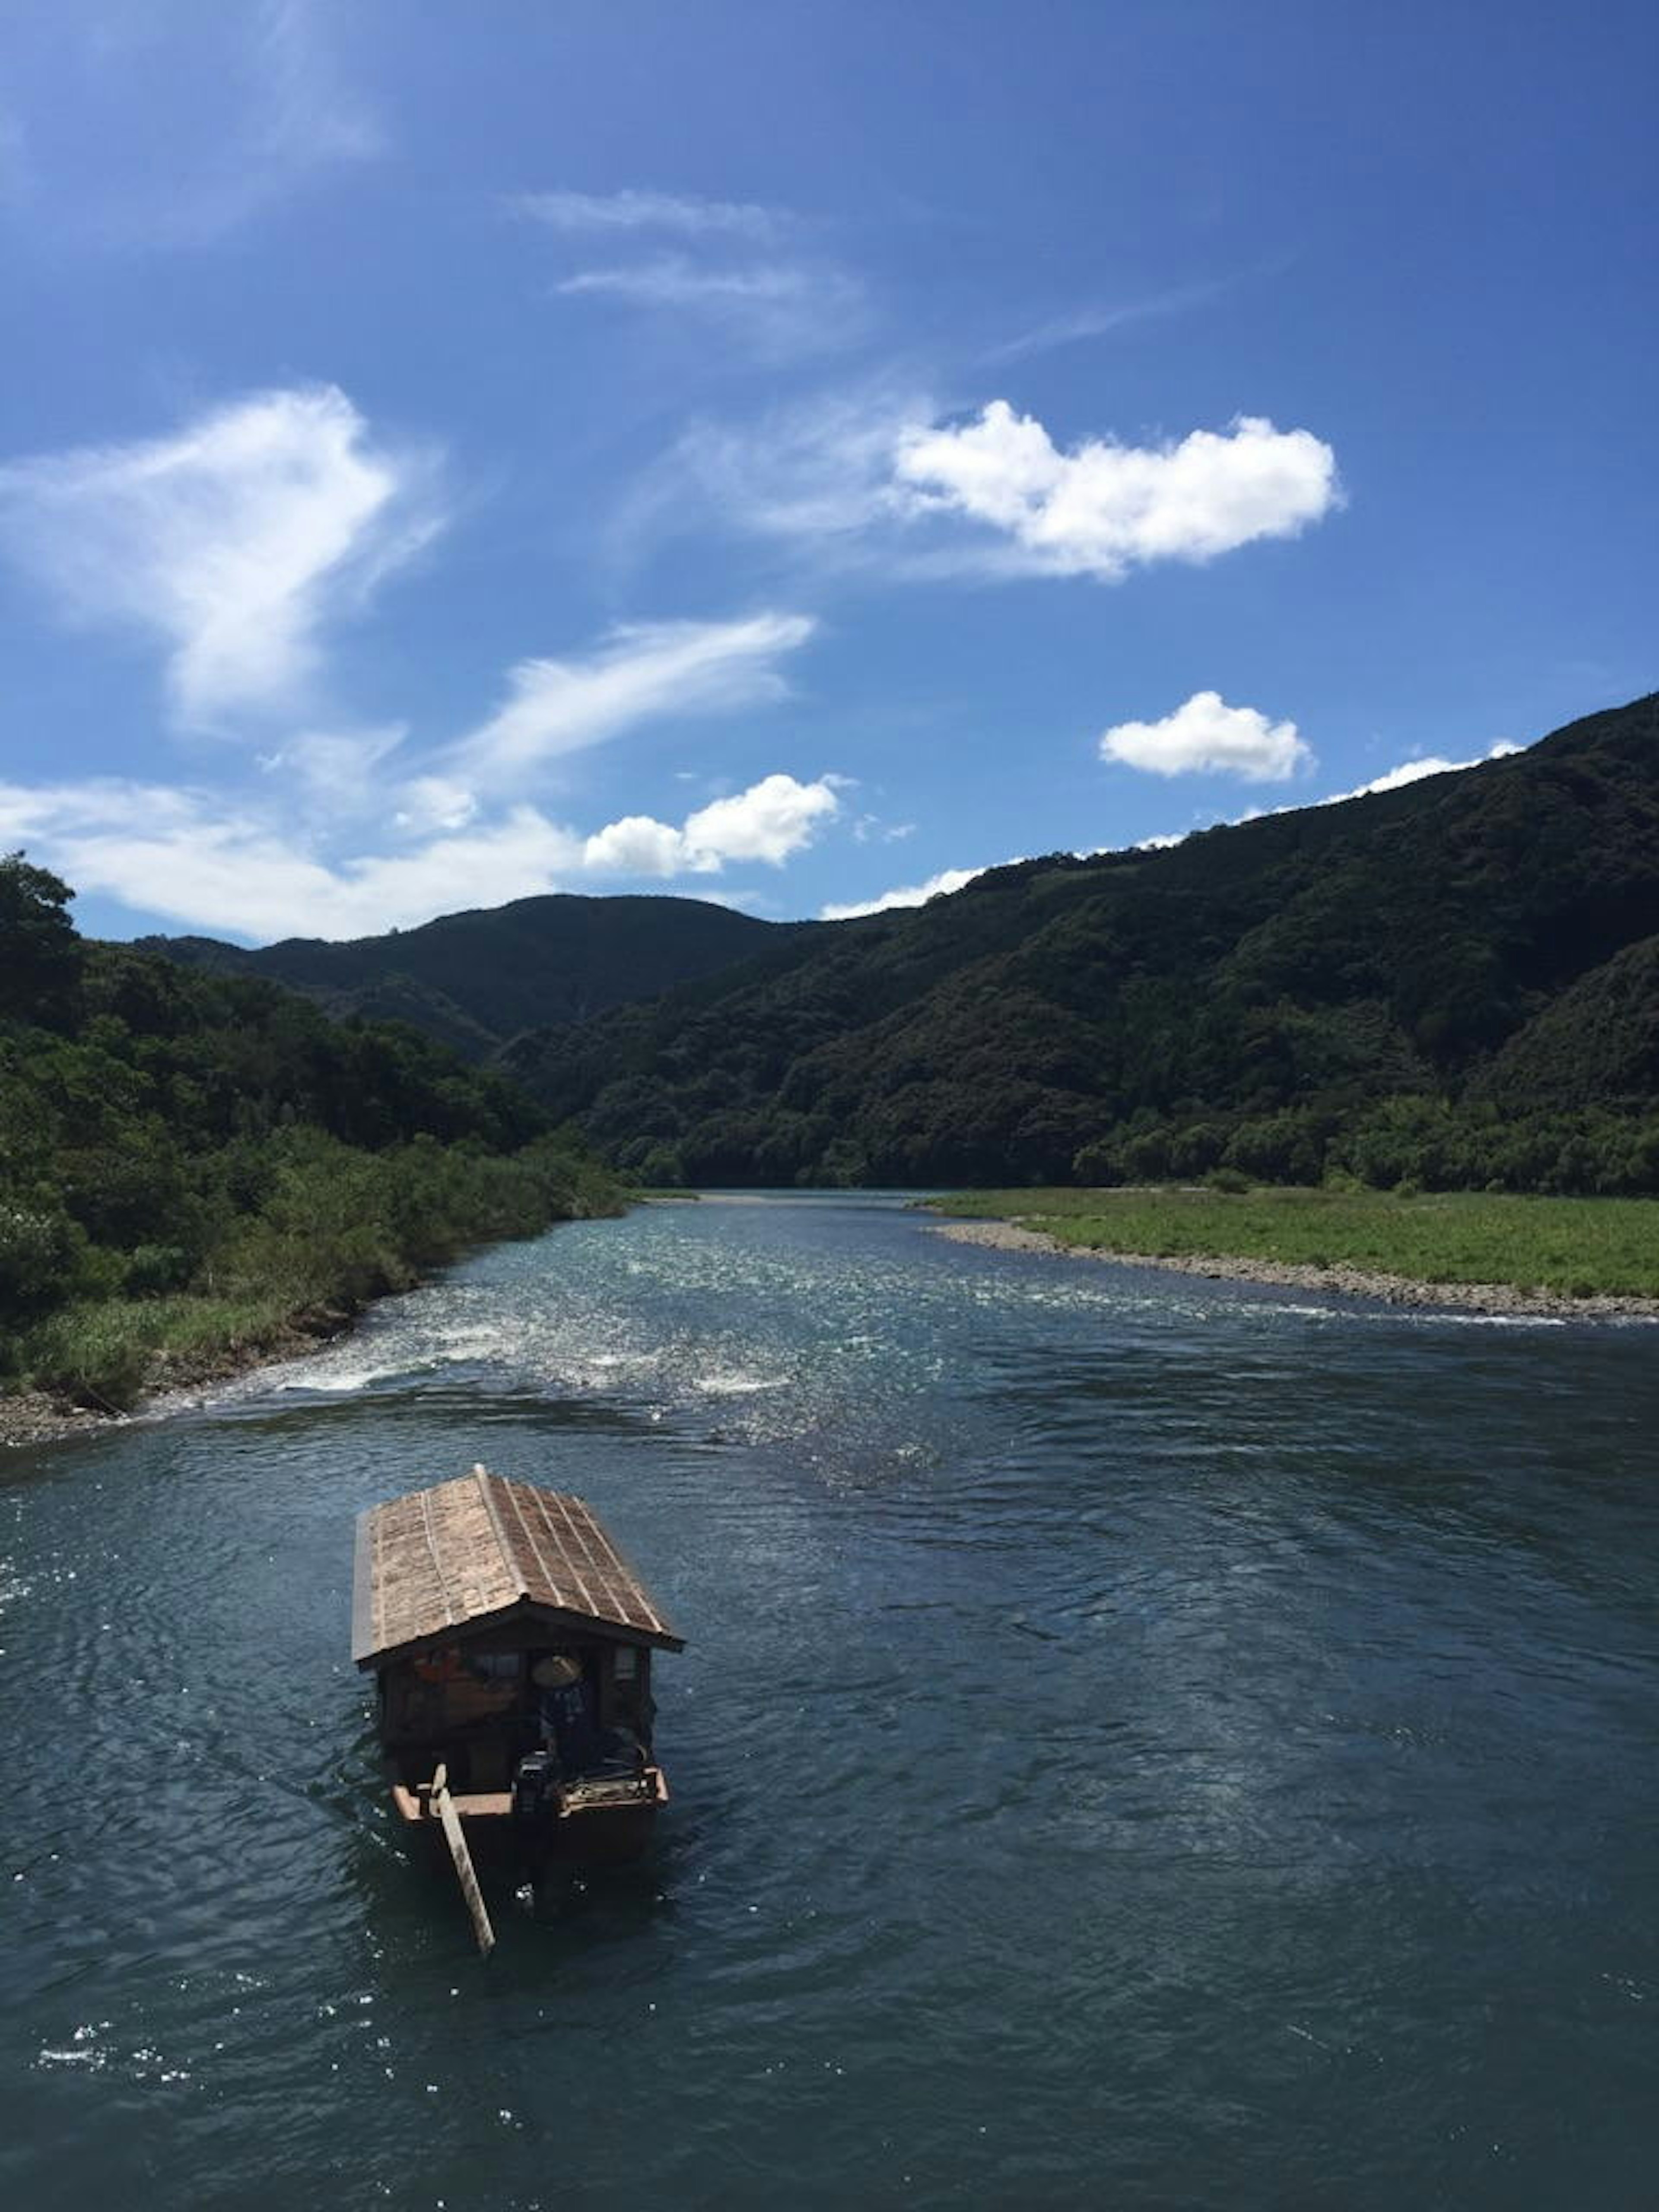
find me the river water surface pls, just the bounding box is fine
[3,1194,1656,2210]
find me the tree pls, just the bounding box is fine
[0,853,81,1024]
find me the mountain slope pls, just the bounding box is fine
[142,894,817,1060]
[505,693,1659,1191]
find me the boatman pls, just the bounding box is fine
[532,1652,599,1776]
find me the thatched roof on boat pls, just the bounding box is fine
[352,1465,682,1669]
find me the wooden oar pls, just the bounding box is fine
[430,1762,496,1956]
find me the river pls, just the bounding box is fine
[3,1193,1655,2210]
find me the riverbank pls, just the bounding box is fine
[0,1303,357,1448]
[1,1176,632,1448]
[927,1187,1659,1319]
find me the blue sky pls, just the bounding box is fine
[0,1,1652,942]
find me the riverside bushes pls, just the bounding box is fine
[0,856,622,1409]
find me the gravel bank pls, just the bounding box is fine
[931,1217,1659,1321]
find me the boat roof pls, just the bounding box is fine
[352,1465,683,1669]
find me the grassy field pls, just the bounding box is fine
[929,1186,1659,1299]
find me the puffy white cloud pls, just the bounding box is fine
[680,773,840,867]
[0,385,435,723]
[646,390,1338,586]
[1100,691,1311,781]
[583,773,840,876]
[895,402,1338,580]
[820,865,985,921]
[579,814,692,878]
[452,613,815,788]
[511,187,785,240]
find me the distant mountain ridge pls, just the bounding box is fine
[498,692,1659,1193]
[142,894,818,1060]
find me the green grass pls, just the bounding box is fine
[928,1186,1659,1299]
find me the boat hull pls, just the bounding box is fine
[390,1768,667,1871]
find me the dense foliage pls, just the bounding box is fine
[1,858,620,1407]
[504,693,1659,1195]
[145,893,815,1060]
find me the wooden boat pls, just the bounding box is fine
[353,1464,683,1940]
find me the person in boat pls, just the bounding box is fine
[531,1651,647,1783]
[533,1652,597,1774]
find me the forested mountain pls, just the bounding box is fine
[143,894,815,1060]
[1,857,620,1407]
[505,693,1659,1193]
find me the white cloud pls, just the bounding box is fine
[512,187,785,241]
[452,613,815,788]
[2,3,384,248]
[1100,691,1311,781]
[895,402,1338,580]
[817,735,1527,928]
[984,274,1242,365]
[1,764,841,941]
[583,773,839,876]
[670,391,913,537]
[642,390,1338,588]
[580,814,691,878]
[560,257,819,308]
[681,773,840,866]
[257,723,407,811]
[1319,741,1519,803]
[558,253,866,362]
[1125,737,1527,849]
[0,385,436,724]
[0,777,576,940]
[251,0,384,172]
[820,865,985,921]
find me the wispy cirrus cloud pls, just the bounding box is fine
[984,275,1246,366]
[0,2,384,248]
[1099,691,1312,781]
[511,186,787,242]
[0,588,831,938]
[518,178,859,361]
[557,253,867,362]
[451,613,816,788]
[0,384,439,725]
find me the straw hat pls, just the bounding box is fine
[532,1653,582,1688]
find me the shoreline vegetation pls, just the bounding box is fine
[924,1186,1659,1319]
[0,1145,626,1449]
[1,853,626,1446]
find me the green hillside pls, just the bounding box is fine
[504,693,1659,1193]
[1,857,621,1409]
[143,893,817,1059]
